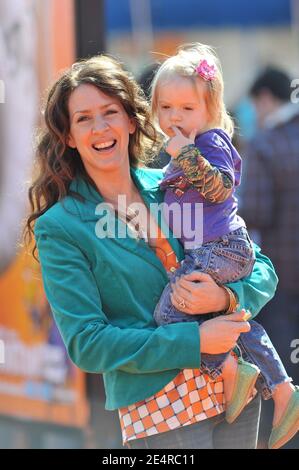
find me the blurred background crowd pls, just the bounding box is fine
[0,0,298,449]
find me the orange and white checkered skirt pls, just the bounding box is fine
[119,368,226,444]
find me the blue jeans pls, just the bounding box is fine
[154,227,291,399]
[127,394,261,449]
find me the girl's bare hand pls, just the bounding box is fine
[165,126,197,158]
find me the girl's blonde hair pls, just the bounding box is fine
[151,43,234,138]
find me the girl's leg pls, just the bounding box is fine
[221,353,239,404]
[201,350,240,404]
[237,321,294,424]
[126,414,222,449]
[213,393,261,449]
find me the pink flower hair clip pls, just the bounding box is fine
[195,59,216,81]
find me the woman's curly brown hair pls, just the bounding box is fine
[24,54,160,259]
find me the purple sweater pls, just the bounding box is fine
[160,129,246,248]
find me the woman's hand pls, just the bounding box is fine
[166,126,197,158]
[170,271,229,314]
[199,310,251,354]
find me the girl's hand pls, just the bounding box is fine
[166,126,197,158]
[199,311,251,354]
[170,271,231,314]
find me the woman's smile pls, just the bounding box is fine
[91,139,117,152]
[92,140,116,152]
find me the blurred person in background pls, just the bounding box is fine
[240,66,299,448]
[139,63,160,100]
[138,62,171,169]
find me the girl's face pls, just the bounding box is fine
[157,76,210,138]
[68,84,136,176]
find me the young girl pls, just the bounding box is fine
[150,43,299,449]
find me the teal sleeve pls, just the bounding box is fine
[226,243,278,319]
[34,215,201,375]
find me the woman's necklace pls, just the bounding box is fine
[104,185,157,244]
[116,206,148,242]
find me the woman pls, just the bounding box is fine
[25,55,278,449]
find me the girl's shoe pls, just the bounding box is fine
[268,385,299,449]
[226,359,260,424]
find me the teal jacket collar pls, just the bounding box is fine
[69,166,161,217]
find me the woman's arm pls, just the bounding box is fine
[226,243,278,319]
[34,213,201,375]
[171,243,278,319]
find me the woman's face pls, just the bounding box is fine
[68,84,136,176]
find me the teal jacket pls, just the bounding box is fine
[35,167,278,410]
